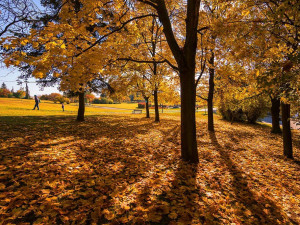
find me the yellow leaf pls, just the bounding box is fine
[0,183,6,190]
[103,209,115,220]
[168,212,178,219]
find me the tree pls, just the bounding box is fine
[248,0,299,158]
[40,0,201,162]
[209,0,298,158]
[270,96,281,133]
[13,88,26,98]
[2,0,115,122]
[0,87,11,97]
[111,14,175,122]
[86,93,96,104]
[37,0,201,162]
[1,82,7,89]
[131,0,201,163]
[0,0,38,38]
[49,93,61,101]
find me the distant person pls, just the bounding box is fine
[33,95,39,110]
[62,103,64,111]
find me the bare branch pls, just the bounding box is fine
[196,94,208,101]
[195,59,206,87]
[117,57,179,71]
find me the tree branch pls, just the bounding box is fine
[195,59,206,87]
[117,57,179,71]
[197,26,210,34]
[196,94,208,101]
[74,14,158,58]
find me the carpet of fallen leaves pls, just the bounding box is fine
[0,115,299,225]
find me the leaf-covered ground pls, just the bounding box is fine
[0,114,299,224]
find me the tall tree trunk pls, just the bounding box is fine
[207,50,215,132]
[271,96,281,133]
[153,0,200,163]
[281,102,293,158]
[77,92,85,121]
[153,89,160,122]
[145,96,150,118]
[180,69,198,163]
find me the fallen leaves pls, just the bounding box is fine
[0,115,299,224]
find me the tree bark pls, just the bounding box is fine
[281,102,293,158]
[144,0,201,163]
[207,50,215,132]
[271,97,281,133]
[180,68,198,163]
[153,89,160,122]
[77,92,85,121]
[145,96,150,118]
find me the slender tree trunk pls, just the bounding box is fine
[207,50,215,132]
[145,96,150,118]
[77,92,85,121]
[25,82,30,99]
[281,102,293,158]
[153,89,160,122]
[180,69,198,163]
[271,97,281,133]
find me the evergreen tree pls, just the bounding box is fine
[1,82,7,89]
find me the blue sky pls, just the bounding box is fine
[0,65,60,95]
[0,0,61,96]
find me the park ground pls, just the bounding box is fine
[0,98,299,224]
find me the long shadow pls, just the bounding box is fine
[0,115,184,224]
[129,124,204,224]
[3,115,298,224]
[209,131,298,224]
[134,160,200,225]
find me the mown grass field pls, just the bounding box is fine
[0,98,137,117]
[0,98,183,118]
[0,97,299,224]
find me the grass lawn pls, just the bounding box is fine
[0,98,137,117]
[0,98,182,118]
[0,98,299,224]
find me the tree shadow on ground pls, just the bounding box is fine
[134,160,201,225]
[209,131,298,224]
[0,115,182,224]
[0,115,299,224]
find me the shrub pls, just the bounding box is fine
[85,94,95,103]
[7,93,14,98]
[93,97,113,104]
[0,88,11,97]
[40,93,62,101]
[93,98,101,104]
[13,90,26,99]
[54,96,70,104]
[138,102,145,108]
[218,94,269,123]
[243,97,270,123]
[65,98,70,104]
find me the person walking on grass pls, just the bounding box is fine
[33,95,39,110]
[62,103,64,111]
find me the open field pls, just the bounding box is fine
[0,98,183,118]
[0,98,134,117]
[0,98,299,224]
